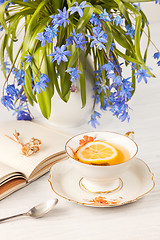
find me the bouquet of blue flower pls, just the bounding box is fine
[0,0,160,127]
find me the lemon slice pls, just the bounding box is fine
[76,141,118,165]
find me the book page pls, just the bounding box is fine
[0,162,25,184]
[0,120,70,179]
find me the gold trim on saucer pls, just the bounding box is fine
[48,158,155,207]
[79,177,123,194]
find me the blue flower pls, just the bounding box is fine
[125,25,135,39]
[40,73,49,83]
[36,32,46,47]
[88,111,101,128]
[94,64,102,79]
[107,72,116,80]
[109,97,130,122]
[66,36,74,46]
[6,84,19,98]
[155,0,160,4]
[101,96,109,110]
[44,25,59,43]
[131,62,137,71]
[1,95,14,110]
[1,61,10,73]
[102,62,114,72]
[110,43,115,52]
[113,75,122,86]
[17,110,32,121]
[51,7,69,27]
[19,92,26,102]
[68,1,90,17]
[0,24,4,31]
[12,68,25,86]
[0,0,6,4]
[99,9,111,22]
[112,16,123,26]
[110,52,122,75]
[157,60,160,66]
[134,67,151,83]
[66,67,82,86]
[12,104,32,120]
[92,94,100,104]
[153,51,160,60]
[116,78,134,101]
[48,45,71,65]
[90,13,100,26]
[94,77,108,94]
[70,28,87,50]
[86,26,107,51]
[32,74,49,94]
[36,25,59,47]
[24,54,32,65]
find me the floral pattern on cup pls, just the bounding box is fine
[88,196,123,206]
[68,135,96,155]
[79,135,95,146]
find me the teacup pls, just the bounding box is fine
[65,131,138,193]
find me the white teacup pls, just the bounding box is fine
[65,131,138,193]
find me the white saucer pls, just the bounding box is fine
[48,158,155,207]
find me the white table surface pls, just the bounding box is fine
[0,20,160,240]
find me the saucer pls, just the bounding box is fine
[48,158,155,207]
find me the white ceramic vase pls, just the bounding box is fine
[34,56,95,128]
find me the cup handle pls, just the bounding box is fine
[124,131,135,140]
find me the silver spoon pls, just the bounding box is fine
[0,199,58,223]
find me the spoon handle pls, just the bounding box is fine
[0,213,27,223]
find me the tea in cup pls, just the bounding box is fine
[65,131,138,193]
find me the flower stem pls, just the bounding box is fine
[2,42,23,95]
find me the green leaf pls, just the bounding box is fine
[77,4,94,31]
[114,0,131,25]
[100,91,105,108]
[103,22,113,55]
[11,0,38,8]
[114,48,141,64]
[0,1,10,33]
[0,34,8,77]
[23,1,47,52]
[28,17,50,53]
[135,14,144,62]
[123,3,143,62]
[32,60,51,119]
[122,0,155,2]
[140,11,150,62]
[79,60,86,108]
[68,47,78,68]
[58,61,72,99]
[52,63,64,101]
[23,85,33,106]
[45,43,55,98]
[131,69,136,97]
[7,16,21,63]
[39,46,54,99]
[24,67,37,102]
[111,25,135,53]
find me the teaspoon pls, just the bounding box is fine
[0,199,58,223]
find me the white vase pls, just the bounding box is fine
[34,56,95,128]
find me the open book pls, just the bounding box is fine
[0,120,70,200]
